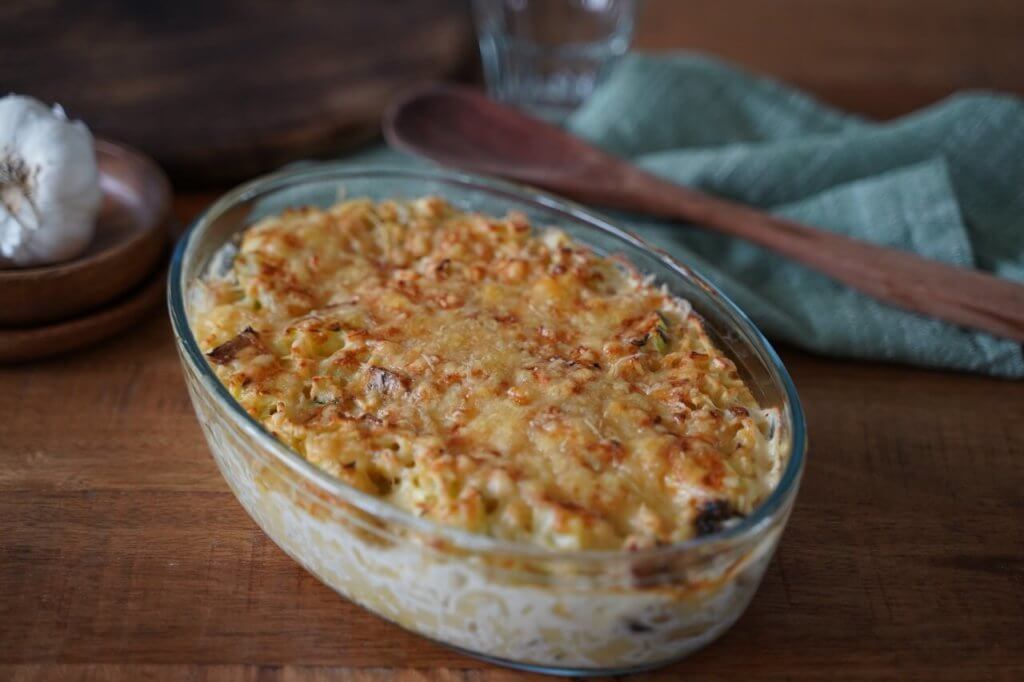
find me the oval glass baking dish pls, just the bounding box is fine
[168,165,807,677]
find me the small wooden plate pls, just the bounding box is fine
[0,261,166,363]
[0,138,171,326]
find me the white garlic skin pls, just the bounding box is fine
[0,95,101,268]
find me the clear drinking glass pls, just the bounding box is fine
[472,0,638,121]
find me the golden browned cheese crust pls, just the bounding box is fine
[192,198,784,551]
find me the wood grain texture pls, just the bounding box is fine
[3,4,1024,678]
[0,0,475,185]
[635,0,1024,118]
[1,199,1022,681]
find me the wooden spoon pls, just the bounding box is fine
[384,84,1024,343]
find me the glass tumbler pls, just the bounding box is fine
[472,0,638,122]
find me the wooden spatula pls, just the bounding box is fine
[384,84,1024,343]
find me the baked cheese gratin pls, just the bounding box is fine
[192,197,784,551]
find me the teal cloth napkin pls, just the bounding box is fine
[566,53,1024,377]
[357,53,1024,377]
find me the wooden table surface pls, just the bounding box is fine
[3,2,1024,680]
[3,200,1023,682]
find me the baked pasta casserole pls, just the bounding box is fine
[191,197,785,551]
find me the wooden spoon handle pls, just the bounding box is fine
[382,85,1024,341]
[604,167,1024,342]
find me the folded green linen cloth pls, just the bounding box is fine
[350,53,1023,376]
[565,53,1024,377]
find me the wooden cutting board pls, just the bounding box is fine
[0,0,475,186]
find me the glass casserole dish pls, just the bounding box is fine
[168,165,807,676]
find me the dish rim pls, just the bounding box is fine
[168,163,807,562]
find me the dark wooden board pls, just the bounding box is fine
[0,0,475,186]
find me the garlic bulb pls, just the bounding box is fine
[0,95,101,268]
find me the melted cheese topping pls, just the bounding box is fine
[191,198,785,551]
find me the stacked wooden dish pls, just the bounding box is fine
[0,140,171,362]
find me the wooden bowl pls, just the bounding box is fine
[0,262,166,363]
[0,139,171,327]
